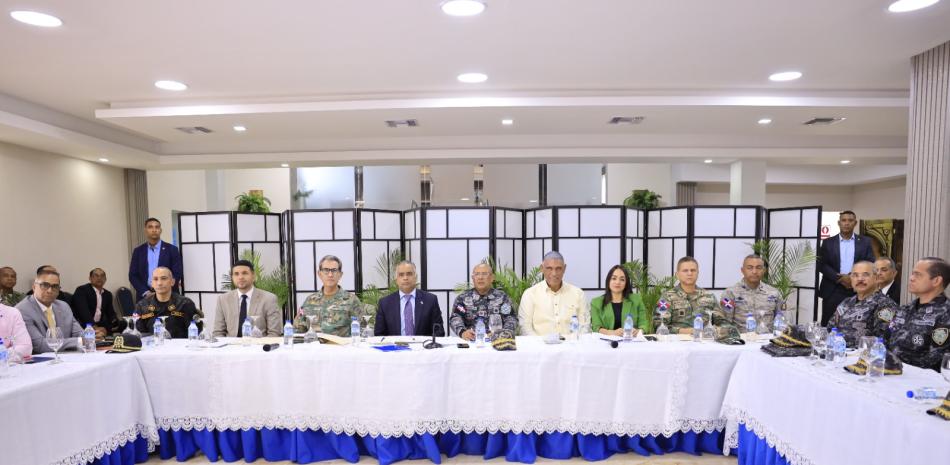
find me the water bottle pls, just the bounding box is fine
[0,338,8,377]
[834,331,847,364]
[153,319,165,346]
[692,314,704,342]
[475,319,486,347]
[241,318,253,338]
[283,320,294,347]
[869,338,886,379]
[350,316,360,345]
[825,328,838,362]
[82,324,96,353]
[906,387,940,401]
[773,311,787,336]
[188,320,199,341]
[745,313,757,334]
[623,315,634,342]
[570,315,579,341]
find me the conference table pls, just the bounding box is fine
[1,335,947,465]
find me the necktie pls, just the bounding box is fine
[44,305,56,330]
[403,295,414,336]
[237,294,248,337]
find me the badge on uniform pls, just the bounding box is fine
[501,303,511,315]
[877,308,894,322]
[657,299,669,310]
[912,334,925,346]
[932,327,949,346]
[721,298,734,310]
[456,305,466,314]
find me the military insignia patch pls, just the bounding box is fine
[168,304,176,311]
[501,303,512,315]
[148,305,156,311]
[912,334,925,346]
[877,308,894,322]
[932,327,949,346]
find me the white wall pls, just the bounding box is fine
[607,163,673,206]
[853,178,906,219]
[222,168,290,213]
[0,142,131,293]
[147,170,207,243]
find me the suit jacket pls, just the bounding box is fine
[72,283,120,333]
[128,240,183,298]
[213,288,282,337]
[883,279,901,305]
[817,234,875,298]
[16,296,83,354]
[375,289,444,337]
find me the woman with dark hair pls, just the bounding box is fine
[590,265,652,336]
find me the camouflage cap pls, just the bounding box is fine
[843,351,903,376]
[761,325,812,357]
[106,334,142,354]
[491,329,517,351]
[926,391,950,421]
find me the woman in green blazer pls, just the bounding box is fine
[590,265,653,335]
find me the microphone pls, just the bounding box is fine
[424,323,443,349]
[262,343,280,352]
[600,338,619,348]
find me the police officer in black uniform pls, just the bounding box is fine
[884,257,950,371]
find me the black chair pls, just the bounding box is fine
[116,286,135,318]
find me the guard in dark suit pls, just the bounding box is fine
[875,256,901,304]
[72,268,120,335]
[128,218,182,299]
[817,211,875,326]
[374,261,445,337]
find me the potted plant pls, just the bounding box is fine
[235,190,271,213]
[623,189,662,209]
[292,189,312,210]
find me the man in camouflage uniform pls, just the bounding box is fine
[658,257,733,333]
[294,255,364,337]
[450,262,517,340]
[885,257,950,371]
[828,261,898,347]
[720,255,784,331]
[0,267,25,306]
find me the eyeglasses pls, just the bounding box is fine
[318,268,340,274]
[36,282,61,291]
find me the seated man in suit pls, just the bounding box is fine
[25,265,73,306]
[133,267,200,338]
[213,260,281,337]
[375,261,444,337]
[16,270,83,354]
[72,268,120,337]
[129,218,183,300]
[817,211,875,326]
[293,255,364,337]
[875,256,901,304]
[519,251,590,336]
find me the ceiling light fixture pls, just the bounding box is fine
[10,11,63,27]
[840,160,851,164]
[758,118,773,125]
[528,200,538,203]
[460,197,471,201]
[501,118,514,125]
[441,0,486,16]
[280,163,289,168]
[704,159,713,164]
[233,125,247,132]
[154,80,188,91]
[769,71,802,82]
[98,158,109,163]
[888,0,940,12]
[457,72,488,83]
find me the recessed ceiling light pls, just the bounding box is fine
[704,159,713,164]
[840,160,851,164]
[98,158,109,163]
[457,72,488,83]
[528,199,538,203]
[460,197,471,201]
[501,119,514,125]
[154,80,188,91]
[10,11,63,27]
[758,118,773,125]
[769,71,802,82]
[888,0,940,12]
[233,125,247,132]
[280,163,289,168]
[441,0,486,16]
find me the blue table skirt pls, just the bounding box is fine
[735,424,792,465]
[157,428,724,464]
[86,435,152,465]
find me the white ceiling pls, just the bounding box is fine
[1,0,948,170]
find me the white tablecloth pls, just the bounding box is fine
[0,352,158,465]
[134,336,749,438]
[721,351,950,465]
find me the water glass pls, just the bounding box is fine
[46,327,64,364]
[942,354,950,384]
[488,314,503,335]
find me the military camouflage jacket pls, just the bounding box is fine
[657,285,732,331]
[449,288,517,336]
[0,290,24,307]
[885,294,950,371]
[828,291,897,347]
[294,287,364,337]
[720,280,784,329]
